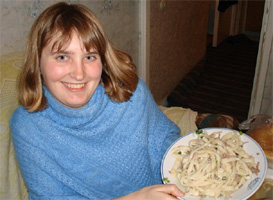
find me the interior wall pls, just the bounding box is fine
[208,0,216,35]
[0,0,139,66]
[245,0,265,32]
[149,1,210,103]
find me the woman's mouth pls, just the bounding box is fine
[63,82,85,89]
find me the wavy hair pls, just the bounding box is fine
[19,2,138,112]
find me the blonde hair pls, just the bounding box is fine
[19,2,138,112]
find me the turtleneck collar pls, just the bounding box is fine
[43,84,109,128]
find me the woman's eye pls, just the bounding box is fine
[85,55,95,61]
[57,55,68,61]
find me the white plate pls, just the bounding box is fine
[161,128,268,200]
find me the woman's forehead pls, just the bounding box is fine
[47,31,92,52]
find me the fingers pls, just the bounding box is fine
[114,184,185,200]
[167,184,185,198]
[154,184,185,198]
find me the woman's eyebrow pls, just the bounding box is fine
[51,50,71,55]
[86,50,99,54]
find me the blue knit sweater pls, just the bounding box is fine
[10,79,180,200]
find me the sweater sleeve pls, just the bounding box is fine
[148,95,180,182]
[134,79,181,181]
[148,103,181,156]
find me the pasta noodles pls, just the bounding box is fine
[170,130,260,199]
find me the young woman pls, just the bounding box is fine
[10,2,184,200]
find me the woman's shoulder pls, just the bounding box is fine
[134,78,150,96]
[127,78,155,108]
[10,105,40,128]
[11,105,29,119]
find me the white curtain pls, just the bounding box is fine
[248,0,273,117]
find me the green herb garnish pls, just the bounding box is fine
[162,177,170,183]
[196,129,203,135]
[222,176,227,181]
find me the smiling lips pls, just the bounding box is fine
[63,82,85,89]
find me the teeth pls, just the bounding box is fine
[64,83,85,89]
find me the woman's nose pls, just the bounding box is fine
[70,61,85,80]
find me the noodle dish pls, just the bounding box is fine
[161,128,267,200]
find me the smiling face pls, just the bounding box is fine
[40,32,102,109]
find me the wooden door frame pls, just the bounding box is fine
[139,0,150,86]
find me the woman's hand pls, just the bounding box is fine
[113,184,184,200]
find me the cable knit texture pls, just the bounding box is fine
[10,79,180,200]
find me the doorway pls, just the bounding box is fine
[207,0,265,47]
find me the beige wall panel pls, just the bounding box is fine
[149,0,210,103]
